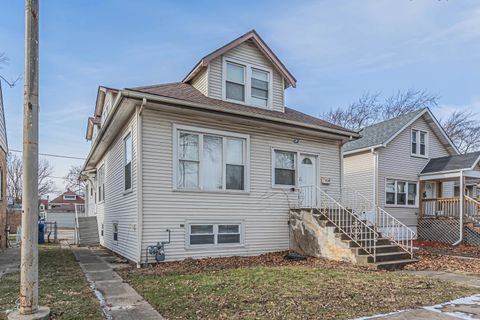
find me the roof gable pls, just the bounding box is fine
[183,30,296,88]
[343,108,459,155]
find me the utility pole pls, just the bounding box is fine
[9,1,50,319]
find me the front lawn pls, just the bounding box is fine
[121,252,479,320]
[0,244,103,320]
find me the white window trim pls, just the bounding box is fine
[123,130,133,194]
[271,148,320,189]
[185,220,245,249]
[221,57,274,109]
[411,128,428,158]
[384,178,419,208]
[172,124,250,193]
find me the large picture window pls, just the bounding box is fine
[188,223,242,246]
[411,129,427,157]
[176,126,248,191]
[124,132,133,191]
[386,179,418,206]
[274,150,296,186]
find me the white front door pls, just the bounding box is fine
[299,154,317,207]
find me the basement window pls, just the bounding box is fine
[188,223,242,246]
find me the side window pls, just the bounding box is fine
[113,222,118,241]
[124,132,132,191]
[98,165,105,202]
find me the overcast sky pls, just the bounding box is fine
[1,0,479,196]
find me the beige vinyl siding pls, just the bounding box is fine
[97,113,138,262]
[207,40,285,112]
[140,107,341,262]
[343,151,375,203]
[378,114,451,228]
[191,67,208,96]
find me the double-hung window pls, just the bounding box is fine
[225,62,246,102]
[274,150,296,186]
[97,165,105,202]
[176,127,247,191]
[124,132,132,191]
[189,223,241,246]
[386,179,418,206]
[411,129,427,157]
[224,59,271,108]
[251,69,269,107]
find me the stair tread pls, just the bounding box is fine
[375,259,418,266]
[374,251,410,257]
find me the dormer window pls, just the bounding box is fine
[223,58,272,108]
[226,62,245,102]
[251,69,269,107]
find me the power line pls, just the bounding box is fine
[9,149,85,160]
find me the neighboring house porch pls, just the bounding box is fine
[417,152,480,245]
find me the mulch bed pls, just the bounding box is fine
[121,251,369,277]
[405,241,480,273]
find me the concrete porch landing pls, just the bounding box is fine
[72,246,163,320]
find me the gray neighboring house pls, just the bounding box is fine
[81,30,362,265]
[343,108,480,243]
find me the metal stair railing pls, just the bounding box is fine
[299,185,378,262]
[340,187,415,258]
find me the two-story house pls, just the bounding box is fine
[343,108,480,245]
[82,30,364,265]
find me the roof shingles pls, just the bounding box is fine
[421,151,480,174]
[128,82,356,135]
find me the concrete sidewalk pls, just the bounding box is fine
[72,246,163,320]
[358,271,480,319]
[0,247,20,278]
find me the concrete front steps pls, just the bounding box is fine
[315,214,417,270]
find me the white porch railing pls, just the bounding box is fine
[299,185,378,261]
[298,185,415,259]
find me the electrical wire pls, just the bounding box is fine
[9,149,85,160]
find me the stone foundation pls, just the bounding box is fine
[289,209,358,263]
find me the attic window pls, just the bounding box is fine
[225,62,245,102]
[223,58,272,108]
[63,195,77,201]
[251,69,269,107]
[411,129,427,157]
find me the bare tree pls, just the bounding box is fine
[0,52,20,88]
[64,165,86,196]
[7,153,56,204]
[324,92,381,131]
[442,110,480,154]
[382,89,439,119]
[323,89,440,131]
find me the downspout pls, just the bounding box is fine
[371,147,378,208]
[136,98,146,267]
[453,170,464,246]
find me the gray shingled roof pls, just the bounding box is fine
[421,151,480,174]
[343,108,426,153]
[128,82,356,135]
